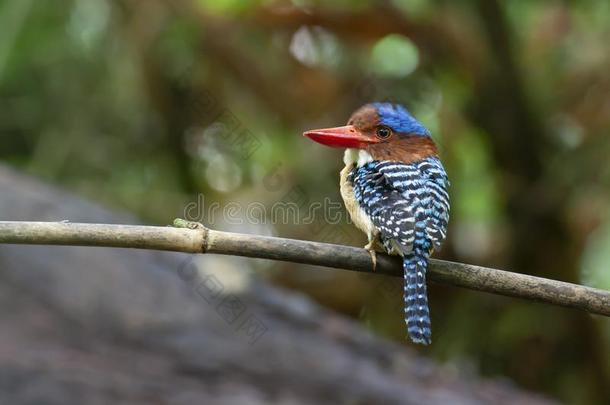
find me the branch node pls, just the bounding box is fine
[172,218,209,253]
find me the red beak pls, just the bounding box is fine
[303,125,378,149]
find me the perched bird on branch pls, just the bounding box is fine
[304,103,450,345]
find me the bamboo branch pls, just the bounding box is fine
[0,220,608,317]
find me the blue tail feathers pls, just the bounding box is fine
[403,251,432,345]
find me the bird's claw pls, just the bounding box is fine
[364,241,378,272]
[368,249,377,272]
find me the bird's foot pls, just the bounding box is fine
[364,241,378,272]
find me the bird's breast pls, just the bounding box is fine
[340,164,377,240]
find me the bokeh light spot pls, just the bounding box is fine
[370,34,419,78]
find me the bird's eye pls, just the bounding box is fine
[376,126,392,140]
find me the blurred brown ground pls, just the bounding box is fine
[0,165,557,404]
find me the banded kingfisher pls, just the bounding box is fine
[304,103,450,345]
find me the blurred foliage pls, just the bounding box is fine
[2,0,610,403]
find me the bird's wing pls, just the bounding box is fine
[403,157,449,250]
[352,158,449,251]
[350,163,416,252]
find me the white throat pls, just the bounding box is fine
[343,148,373,167]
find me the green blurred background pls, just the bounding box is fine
[1,0,610,403]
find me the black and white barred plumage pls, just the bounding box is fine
[349,156,450,344]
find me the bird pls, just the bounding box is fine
[303,102,449,345]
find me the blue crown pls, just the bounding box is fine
[372,102,430,136]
